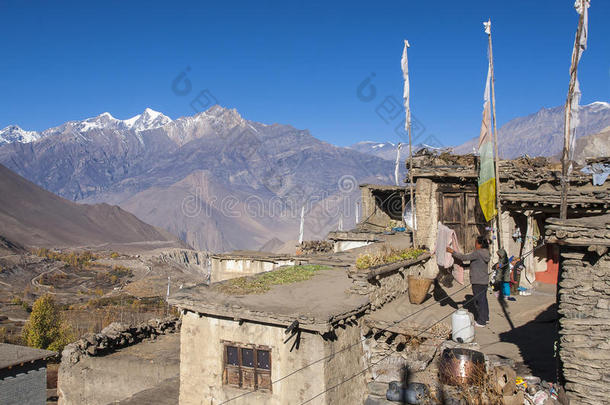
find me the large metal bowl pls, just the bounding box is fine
[439,348,486,386]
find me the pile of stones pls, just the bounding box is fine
[62,317,180,364]
[299,240,334,254]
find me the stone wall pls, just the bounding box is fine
[58,318,180,405]
[61,318,180,365]
[415,178,438,252]
[557,250,609,404]
[348,254,431,310]
[299,240,334,255]
[546,216,610,405]
[360,324,447,383]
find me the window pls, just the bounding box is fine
[223,342,271,391]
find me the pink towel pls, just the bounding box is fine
[435,222,464,284]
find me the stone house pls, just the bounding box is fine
[412,152,610,286]
[169,250,431,405]
[209,251,295,283]
[545,215,610,404]
[0,343,55,405]
[358,184,409,231]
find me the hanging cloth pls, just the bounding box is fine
[435,222,465,284]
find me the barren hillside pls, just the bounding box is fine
[0,163,186,249]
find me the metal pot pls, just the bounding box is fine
[439,348,486,386]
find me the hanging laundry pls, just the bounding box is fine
[581,163,610,186]
[435,222,465,284]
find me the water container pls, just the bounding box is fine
[451,309,474,343]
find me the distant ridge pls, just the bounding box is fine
[0,163,186,249]
[453,102,610,158]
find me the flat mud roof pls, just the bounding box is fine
[169,267,369,333]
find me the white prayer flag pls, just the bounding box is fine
[568,0,590,173]
[298,206,305,244]
[394,143,402,186]
[401,40,411,130]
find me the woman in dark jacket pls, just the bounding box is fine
[447,236,490,327]
[496,248,511,298]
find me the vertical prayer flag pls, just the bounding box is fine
[478,21,497,222]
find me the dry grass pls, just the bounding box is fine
[33,248,98,269]
[355,247,426,270]
[63,295,173,335]
[216,265,332,295]
[436,353,505,405]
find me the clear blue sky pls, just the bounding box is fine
[1,0,608,147]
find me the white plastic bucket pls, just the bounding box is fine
[451,309,474,343]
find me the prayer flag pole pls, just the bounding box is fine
[560,0,589,220]
[485,20,503,249]
[402,39,417,246]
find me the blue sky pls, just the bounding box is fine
[0,0,608,147]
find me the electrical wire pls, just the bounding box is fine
[298,286,492,404]
[219,242,546,404]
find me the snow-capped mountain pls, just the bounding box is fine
[453,101,610,158]
[163,105,254,147]
[123,108,172,131]
[349,141,399,161]
[350,141,443,161]
[44,108,173,136]
[0,125,41,145]
[0,108,173,146]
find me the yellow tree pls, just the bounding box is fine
[22,295,72,351]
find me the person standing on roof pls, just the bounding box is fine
[447,236,490,327]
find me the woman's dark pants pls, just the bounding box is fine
[471,284,489,325]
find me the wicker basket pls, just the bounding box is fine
[408,276,434,304]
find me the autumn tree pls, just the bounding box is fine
[22,295,73,351]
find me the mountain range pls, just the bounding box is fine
[0,106,394,252]
[0,108,172,145]
[2,101,608,253]
[452,102,610,158]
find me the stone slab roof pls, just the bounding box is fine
[546,215,610,250]
[411,151,600,187]
[169,267,369,333]
[0,343,55,369]
[359,184,406,191]
[327,230,382,242]
[411,151,610,210]
[210,250,293,261]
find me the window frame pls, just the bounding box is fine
[222,341,272,392]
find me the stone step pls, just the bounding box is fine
[364,395,398,405]
[367,381,388,397]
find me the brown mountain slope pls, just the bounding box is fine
[120,169,362,253]
[573,126,610,163]
[0,163,186,249]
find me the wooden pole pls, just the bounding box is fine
[560,1,586,220]
[403,39,416,247]
[487,22,503,250]
[408,120,416,247]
